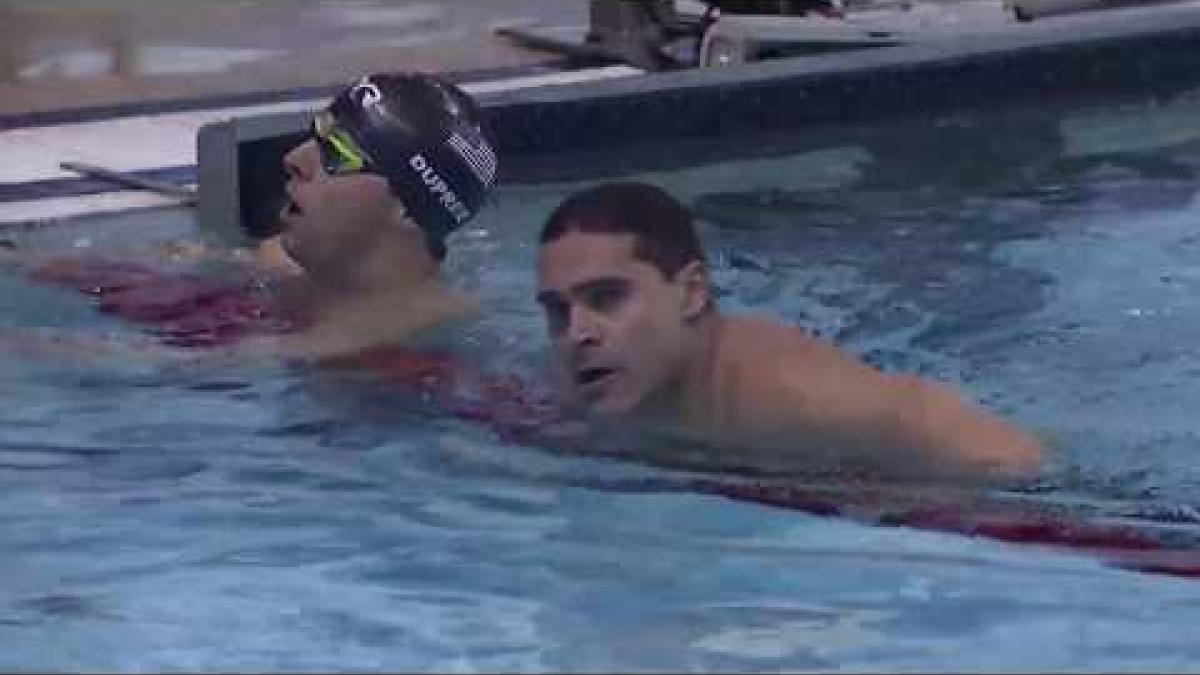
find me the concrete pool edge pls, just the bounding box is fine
[0,65,644,228]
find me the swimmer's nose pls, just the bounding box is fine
[567,306,602,349]
[284,139,321,181]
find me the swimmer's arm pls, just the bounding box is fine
[259,281,480,361]
[776,342,1043,480]
[880,373,1043,478]
[159,235,304,278]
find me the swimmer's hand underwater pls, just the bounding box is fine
[158,235,304,278]
[237,278,480,362]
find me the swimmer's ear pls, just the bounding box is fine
[385,202,428,245]
[676,259,711,321]
[386,199,414,227]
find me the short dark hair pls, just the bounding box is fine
[539,181,705,278]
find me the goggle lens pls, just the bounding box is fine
[313,110,370,176]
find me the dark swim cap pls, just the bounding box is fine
[323,72,498,258]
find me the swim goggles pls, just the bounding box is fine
[312,109,374,177]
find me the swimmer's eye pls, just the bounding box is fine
[581,279,629,313]
[313,110,371,176]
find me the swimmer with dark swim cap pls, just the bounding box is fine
[19,72,498,361]
[282,72,496,260]
[265,72,497,273]
[239,72,500,357]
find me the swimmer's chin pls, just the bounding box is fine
[253,235,305,277]
[567,390,642,421]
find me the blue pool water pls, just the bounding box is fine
[5,91,1200,670]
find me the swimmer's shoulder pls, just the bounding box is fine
[398,291,481,350]
[718,312,893,413]
[721,314,844,368]
[275,280,477,360]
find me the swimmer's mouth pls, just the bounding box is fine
[280,182,305,224]
[281,198,305,221]
[576,367,617,388]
